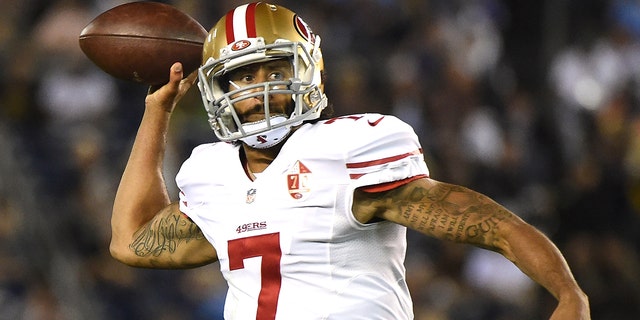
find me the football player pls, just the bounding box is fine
[110,2,590,319]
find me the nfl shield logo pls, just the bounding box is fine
[246,188,257,204]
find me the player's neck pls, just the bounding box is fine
[241,125,300,173]
[241,142,283,174]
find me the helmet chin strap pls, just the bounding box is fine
[239,116,292,149]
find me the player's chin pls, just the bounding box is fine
[240,115,266,124]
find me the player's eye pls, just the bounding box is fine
[226,74,256,91]
[240,74,255,83]
[269,72,284,81]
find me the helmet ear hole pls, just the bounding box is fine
[218,74,230,93]
[319,69,326,92]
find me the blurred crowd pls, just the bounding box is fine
[1,0,639,319]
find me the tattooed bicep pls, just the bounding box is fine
[129,203,206,258]
[380,178,515,247]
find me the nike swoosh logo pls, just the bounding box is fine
[368,116,385,126]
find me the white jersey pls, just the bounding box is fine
[176,114,429,320]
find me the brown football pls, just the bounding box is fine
[79,1,208,86]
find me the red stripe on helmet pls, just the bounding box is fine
[225,9,235,44]
[245,2,258,38]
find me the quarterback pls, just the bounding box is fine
[110,2,590,319]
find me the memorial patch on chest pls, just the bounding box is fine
[287,161,312,199]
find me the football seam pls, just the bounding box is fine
[79,34,204,45]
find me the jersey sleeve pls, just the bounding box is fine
[175,142,222,218]
[344,114,429,192]
[178,189,191,216]
[176,144,206,217]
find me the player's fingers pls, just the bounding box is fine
[147,62,183,95]
[183,68,199,85]
[177,68,198,97]
[169,62,184,86]
[145,63,184,112]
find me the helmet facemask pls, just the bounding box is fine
[198,37,326,145]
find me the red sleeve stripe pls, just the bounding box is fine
[349,173,366,179]
[346,149,423,169]
[360,174,428,193]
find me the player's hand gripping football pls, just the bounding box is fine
[145,62,198,114]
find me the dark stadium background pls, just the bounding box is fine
[1,0,638,319]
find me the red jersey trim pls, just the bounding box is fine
[346,149,423,169]
[360,174,428,193]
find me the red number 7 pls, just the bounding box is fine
[228,233,282,320]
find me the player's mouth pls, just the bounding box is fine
[240,112,287,124]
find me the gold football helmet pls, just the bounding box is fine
[197,2,327,145]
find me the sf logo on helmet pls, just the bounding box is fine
[294,15,315,44]
[232,40,251,51]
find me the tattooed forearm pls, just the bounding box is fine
[130,207,205,257]
[389,181,514,247]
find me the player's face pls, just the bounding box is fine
[225,59,294,124]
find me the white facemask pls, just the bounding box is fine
[239,116,292,149]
